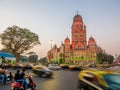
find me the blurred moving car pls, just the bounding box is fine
[12,63,24,69]
[60,64,69,68]
[77,69,120,90]
[48,64,61,70]
[89,64,97,68]
[69,64,82,70]
[32,65,53,78]
[23,63,34,69]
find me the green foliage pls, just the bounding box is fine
[28,54,38,63]
[0,25,40,63]
[20,55,28,62]
[97,52,114,64]
[27,51,36,55]
[0,48,11,53]
[59,53,65,64]
[1,56,6,63]
[39,57,47,65]
[97,52,104,64]
[107,55,114,64]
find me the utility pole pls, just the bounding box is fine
[49,40,54,63]
[50,40,53,49]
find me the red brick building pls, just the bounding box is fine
[47,13,103,64]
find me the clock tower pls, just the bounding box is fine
[71,12,87,49]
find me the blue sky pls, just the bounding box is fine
[0,0,120,58]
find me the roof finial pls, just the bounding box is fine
[77,10,79,15]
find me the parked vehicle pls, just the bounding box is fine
[77,69,120,90]
[32,66,53,78]
[48,64,61,70]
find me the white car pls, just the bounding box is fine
[48,64,61,70]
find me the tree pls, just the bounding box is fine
[97,52,114,64]
[106,54,114,64]
[20,55,28,62]
[0,25,40,63]
[0,48,11,53]
[27,51,38,63]
[28,55,38,63]
[39,57,47,65]
[27,51,36,55]
[59,53,65,64]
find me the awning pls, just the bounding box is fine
[0,52,15,58]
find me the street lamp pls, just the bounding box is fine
[49,40,54,49]
[49,40,54,63]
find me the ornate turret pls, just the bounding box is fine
[88,36,96,45]
[64,37,70,44]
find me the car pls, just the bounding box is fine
[12,63,24,69]
[23,63,34,69]
[88,64,97,68]
[32,65,53,78]
[48,64,61,70]
[69,64,82,70]
[77,69,120,90]
[60,64,69,68]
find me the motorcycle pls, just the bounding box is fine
[11,73,36,90]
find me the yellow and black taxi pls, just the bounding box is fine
[11,63,24,68]
[69,64,82,70]
[60,64,69,68]
[77,69,120,90]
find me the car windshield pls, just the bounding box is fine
[103,74,120,86]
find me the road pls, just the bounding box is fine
[0,69,80,90]
[109,65,120,73]
[1,66,120,90]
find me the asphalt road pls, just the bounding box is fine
[0,69,80,90]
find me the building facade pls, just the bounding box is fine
[47,13,102,64]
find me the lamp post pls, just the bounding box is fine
[49,40,54,49]
[49,40,54,63]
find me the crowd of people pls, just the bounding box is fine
[0,64,28,90]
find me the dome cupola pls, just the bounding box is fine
[73,11,82,22]
[64,37,70,44]
[88,36,96,45]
